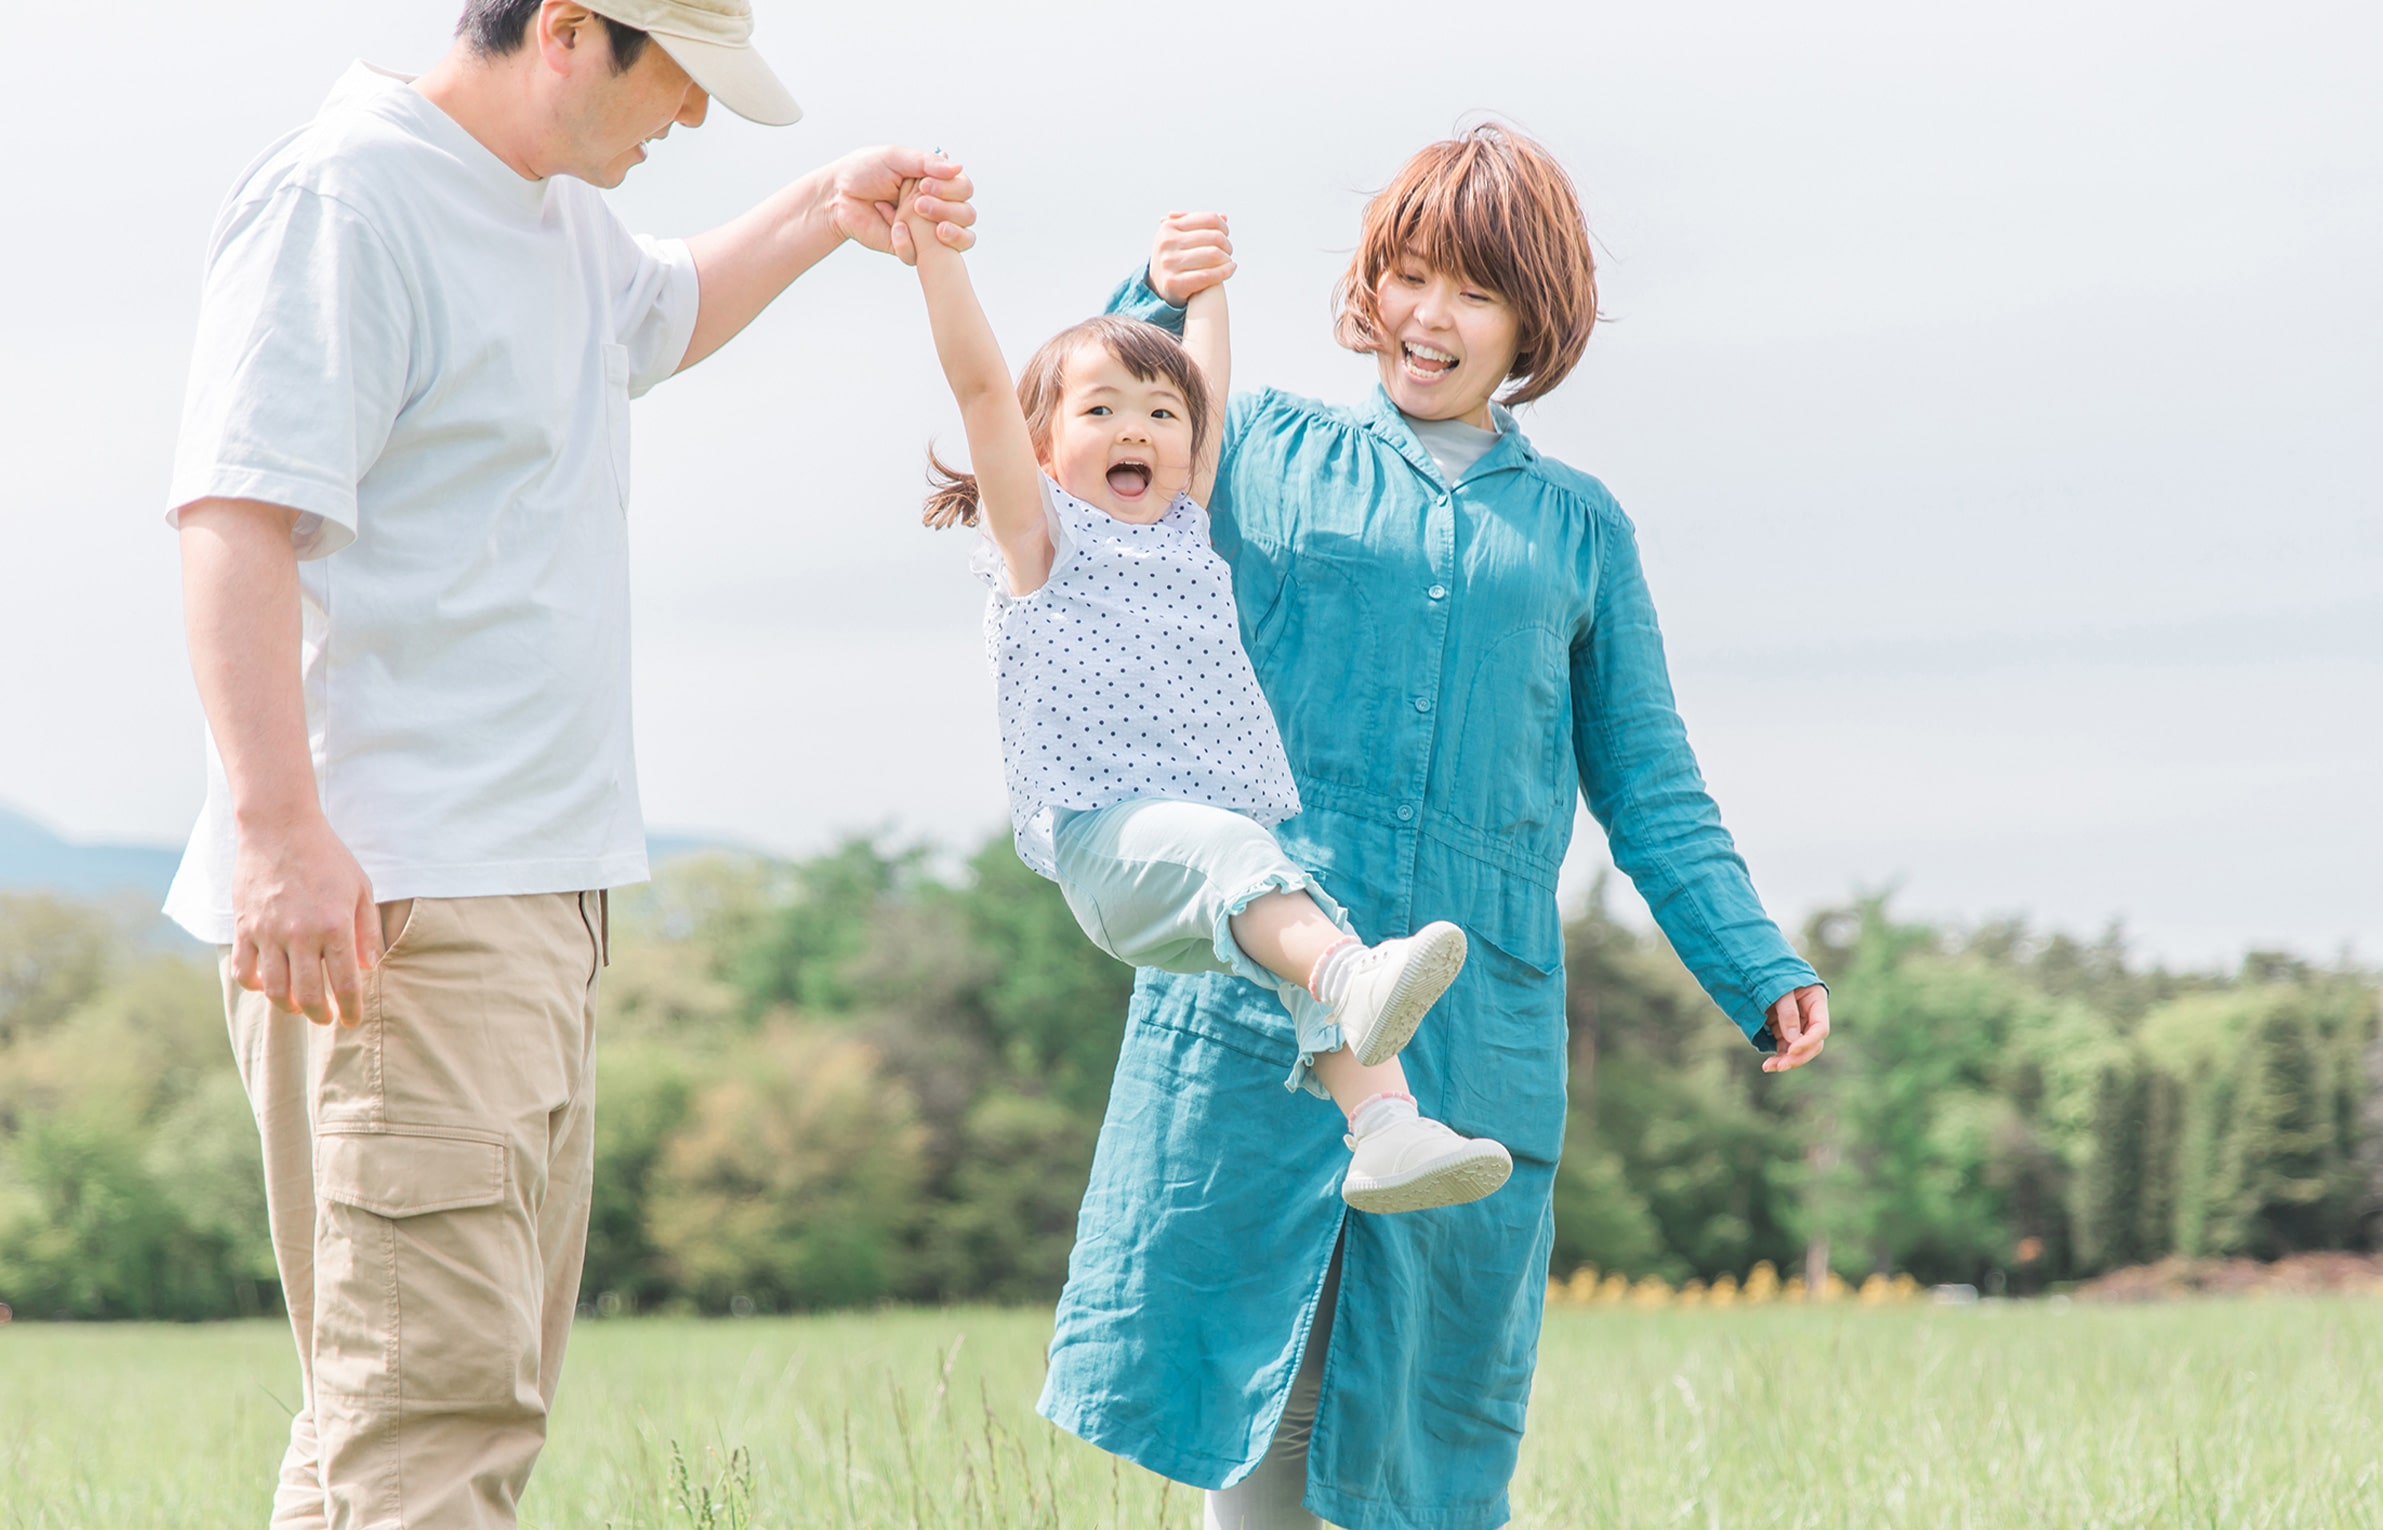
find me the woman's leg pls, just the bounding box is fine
[1204,1247,1341,1530]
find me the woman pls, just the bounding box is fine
[1037,127,1831,1530]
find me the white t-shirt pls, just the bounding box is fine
[162,63,700,944]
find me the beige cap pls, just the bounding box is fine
[589,0,801,126]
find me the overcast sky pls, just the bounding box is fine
[3,0,2377,964]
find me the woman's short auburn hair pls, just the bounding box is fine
[1333,124,1599,407]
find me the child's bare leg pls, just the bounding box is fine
[1231,889,1462,1111]
[1318,1009,1511,1215]
[1230,890,1428,1109]
[1227,888,1346,989]
[1232,889,1474,1081]
[1233,892,1511,1212]
[1309,1045,1411,1118]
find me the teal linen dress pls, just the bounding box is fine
[1035,274,1821,1530]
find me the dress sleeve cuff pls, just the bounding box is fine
[1740,971,1825,1052]
[1105,268,1187,334]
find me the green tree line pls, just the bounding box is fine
[3,843,2378,1319]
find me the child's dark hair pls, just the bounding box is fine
[924,316,1214,529]
[1334,122,1600,406]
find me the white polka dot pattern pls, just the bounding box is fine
[974,476,1302,878]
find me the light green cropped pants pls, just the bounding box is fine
[1050,798,1356,1098]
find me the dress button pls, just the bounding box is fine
[1395,804,1416,822]
[1427,584,1447,600]
[1413,697,1433,713]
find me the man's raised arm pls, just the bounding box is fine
[677,147,977,371]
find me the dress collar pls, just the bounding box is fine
[1359,384,1539,490]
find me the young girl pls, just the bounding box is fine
[890,187,1512,1215]
[1031,129,1833,1530]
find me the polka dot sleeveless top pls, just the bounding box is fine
[973,476,1301,878]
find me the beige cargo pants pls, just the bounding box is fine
[225,891,606,1530]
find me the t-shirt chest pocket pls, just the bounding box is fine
[600,343,632,507]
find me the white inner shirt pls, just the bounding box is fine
[162,63,700,944]
[1403,411,1501,483]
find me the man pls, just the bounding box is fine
[163,3,973,1524]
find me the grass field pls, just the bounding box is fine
[4,1299,2380,1528]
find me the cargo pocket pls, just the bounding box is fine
[319,1123,504,1218]
[313,1124,524,1407]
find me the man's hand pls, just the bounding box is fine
[832,146,974,264]
[1762,985,1831,1072]
[231,812,383,1026]
[680,147,977,369]
[1148,212,1235,307]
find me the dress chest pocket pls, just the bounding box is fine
[1447,619,1572,841]
[1246,549,1386,790]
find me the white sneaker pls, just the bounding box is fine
[1342,1115,1513,1214]
[1333,921,1468,1068]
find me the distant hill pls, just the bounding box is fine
[0,806,186,902]
[0,803,760,906]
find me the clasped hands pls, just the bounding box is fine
[831,146,974,263]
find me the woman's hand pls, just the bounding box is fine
[1762,985,1830,1072]
[1148,211,1235,305]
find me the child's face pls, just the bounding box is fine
[1044,345,1199,522]
[1371,251,1521,430]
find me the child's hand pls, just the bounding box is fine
[883,177,967,266]
[1148,212,1235,306]
[832,147,971,265]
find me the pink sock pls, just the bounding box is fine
[1348,1090,1418,1137]
[1307,937,1364,1005]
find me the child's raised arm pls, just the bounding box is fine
[1181,282,1229,508]
[898,186,1053,593]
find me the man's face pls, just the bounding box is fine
[548,10,710,188]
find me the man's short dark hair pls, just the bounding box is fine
[457,0,651,74]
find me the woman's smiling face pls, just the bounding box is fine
[1370,252,1521,430]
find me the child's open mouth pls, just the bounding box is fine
[1402,342,1459,380]
[1107,461,1153,497]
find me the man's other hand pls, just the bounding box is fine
[231,813,382,1026]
